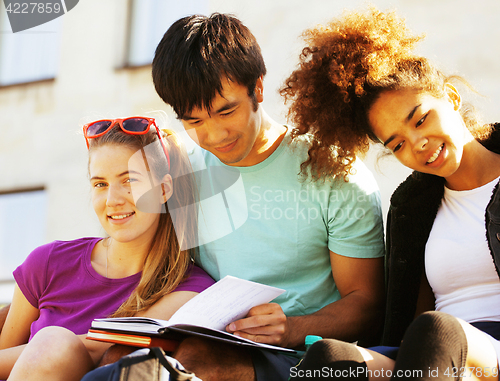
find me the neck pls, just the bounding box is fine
[105,237,150,278]
[241,109,287,167]
[445,138,500,191]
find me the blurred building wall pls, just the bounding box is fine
[0,0,499,300]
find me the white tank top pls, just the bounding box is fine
[425,176,500,323]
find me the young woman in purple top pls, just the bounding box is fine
[0,117,215,380]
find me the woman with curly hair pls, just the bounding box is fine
[282,7,500,380]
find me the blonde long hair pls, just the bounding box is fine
[88,124,197,317]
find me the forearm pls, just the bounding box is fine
[0,344,25,379]
[0,305,10,335]
[286,292,384,348]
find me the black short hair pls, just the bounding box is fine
[152,13,266,118]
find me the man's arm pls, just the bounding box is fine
[227,252,385,349]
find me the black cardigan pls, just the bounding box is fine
[381,123,500,346]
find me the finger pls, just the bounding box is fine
[233,324,285,336]
[227,313,284,333]
[246,303,282,317]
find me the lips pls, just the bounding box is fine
[426,144,444,165]
[108,212,135,220]
[214,139,238,153]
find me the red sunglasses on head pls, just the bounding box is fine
[83,117,170,169]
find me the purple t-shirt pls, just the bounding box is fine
[13,237,214,340]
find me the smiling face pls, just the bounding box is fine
[368,85,468,179]
[180,77,264,167]
[89,144,169,246]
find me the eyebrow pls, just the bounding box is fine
[406,104,421,123]
[215,101,239,114]
[182,101,239,120]
[182,115,199,121]
[382,104,421,147]
[90,170,143,181]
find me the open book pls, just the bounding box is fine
[87,276,295,353]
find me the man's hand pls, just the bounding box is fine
[225,303,291,347]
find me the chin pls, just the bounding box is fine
[220,153,246,165]
[433,164,460,179]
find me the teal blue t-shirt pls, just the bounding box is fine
[189,128,385,317]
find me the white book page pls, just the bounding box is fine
[168,276,285,331]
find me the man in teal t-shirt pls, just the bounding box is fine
[151,13,385,381]
[191,130,384,318]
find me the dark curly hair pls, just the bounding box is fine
[280,6,490,180]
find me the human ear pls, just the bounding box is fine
[444,83,461,111]
[255,75,264,103]
[160,174,173,203]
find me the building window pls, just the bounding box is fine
[0,9,62,86]
[127,0,208,67]
[0,188,47,303]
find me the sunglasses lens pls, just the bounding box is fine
[122,118,150,133]
[87,121,112,137]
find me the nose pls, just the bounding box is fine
[409,131,428,153]
[106,184,126,207]
[202,120,229,146]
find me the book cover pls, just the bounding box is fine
[87,329,179,352]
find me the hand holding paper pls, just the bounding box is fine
[167,275,285,331]
[226,302,291,347]
[88,276,295,353]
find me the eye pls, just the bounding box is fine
[393,141,404,153]
[183,119,202,129]
[220,108,236,117]
[416,113,427,127]
[93,181,107,188]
